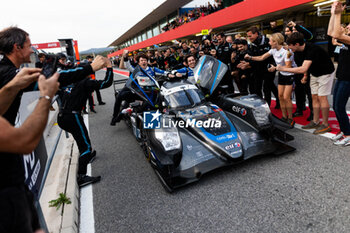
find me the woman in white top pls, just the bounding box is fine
[245,33,295,126]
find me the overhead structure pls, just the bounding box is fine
[108,0,328,57]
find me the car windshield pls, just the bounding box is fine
[164,88,205,109]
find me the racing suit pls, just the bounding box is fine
[0,54,95,232]
[173,66,195,83]
[58,67,113,175]
[111,59,169,124]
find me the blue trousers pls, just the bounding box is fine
[333,80,350,136]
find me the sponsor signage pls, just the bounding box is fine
[23,138,48,198]
[232,105,247,116]
[32,40,78,50]
[201,29,209,35]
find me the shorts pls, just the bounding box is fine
[0,185,40,233]
[310,71,335,96]
[278,73,294,85]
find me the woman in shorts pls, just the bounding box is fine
[245,33,296,126]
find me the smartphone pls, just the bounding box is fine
[41,55,58,78]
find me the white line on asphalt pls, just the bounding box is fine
[294,123,334,139]
[271,97,350,139]
[80,114,95,233]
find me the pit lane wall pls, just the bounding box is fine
[108,0,313,57]
[19,92,79,233]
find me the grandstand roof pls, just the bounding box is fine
[109,0,316,57]
[109,0,192,47]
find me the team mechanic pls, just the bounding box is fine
[58,57,113,187]
[216,32,234,92]
[110,50,172,125]
[246,26,280,107]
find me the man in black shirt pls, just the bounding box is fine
[277,32,335,134]
[246,27,280,107]
[0,26,60,233]
[0,26,106,232]
[58,58,113,187]
[216,32,235,92]
[0,70,59,233]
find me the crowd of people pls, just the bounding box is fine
[112,2,349,145]
[0,1,349,232]
[162,2,221,32]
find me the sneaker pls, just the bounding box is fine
[99,102,106,105]
[331,132,344,142]
[90,109,97,113]
[78,175,101,188]
[333,136,350,146]
[87,150,96,163]
[83,110,88,115]
[302,121,320,129]
[313,125,331,134]
[286,118,295,127]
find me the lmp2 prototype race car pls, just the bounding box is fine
[118,55,295,192]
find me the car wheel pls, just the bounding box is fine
[140,123,151,161]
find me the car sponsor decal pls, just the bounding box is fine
[225,143,235,150]
[186,144,193,151]
[232,105,247,116]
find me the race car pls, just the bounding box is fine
[121,55,295,192]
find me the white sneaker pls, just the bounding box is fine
[331,132,344,142]
[334,136,350,146]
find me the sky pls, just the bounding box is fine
[0,0,215,52]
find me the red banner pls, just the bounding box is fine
[32,40,78,50]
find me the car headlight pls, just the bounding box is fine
[252,103,271,126]
[154,128,181,151]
